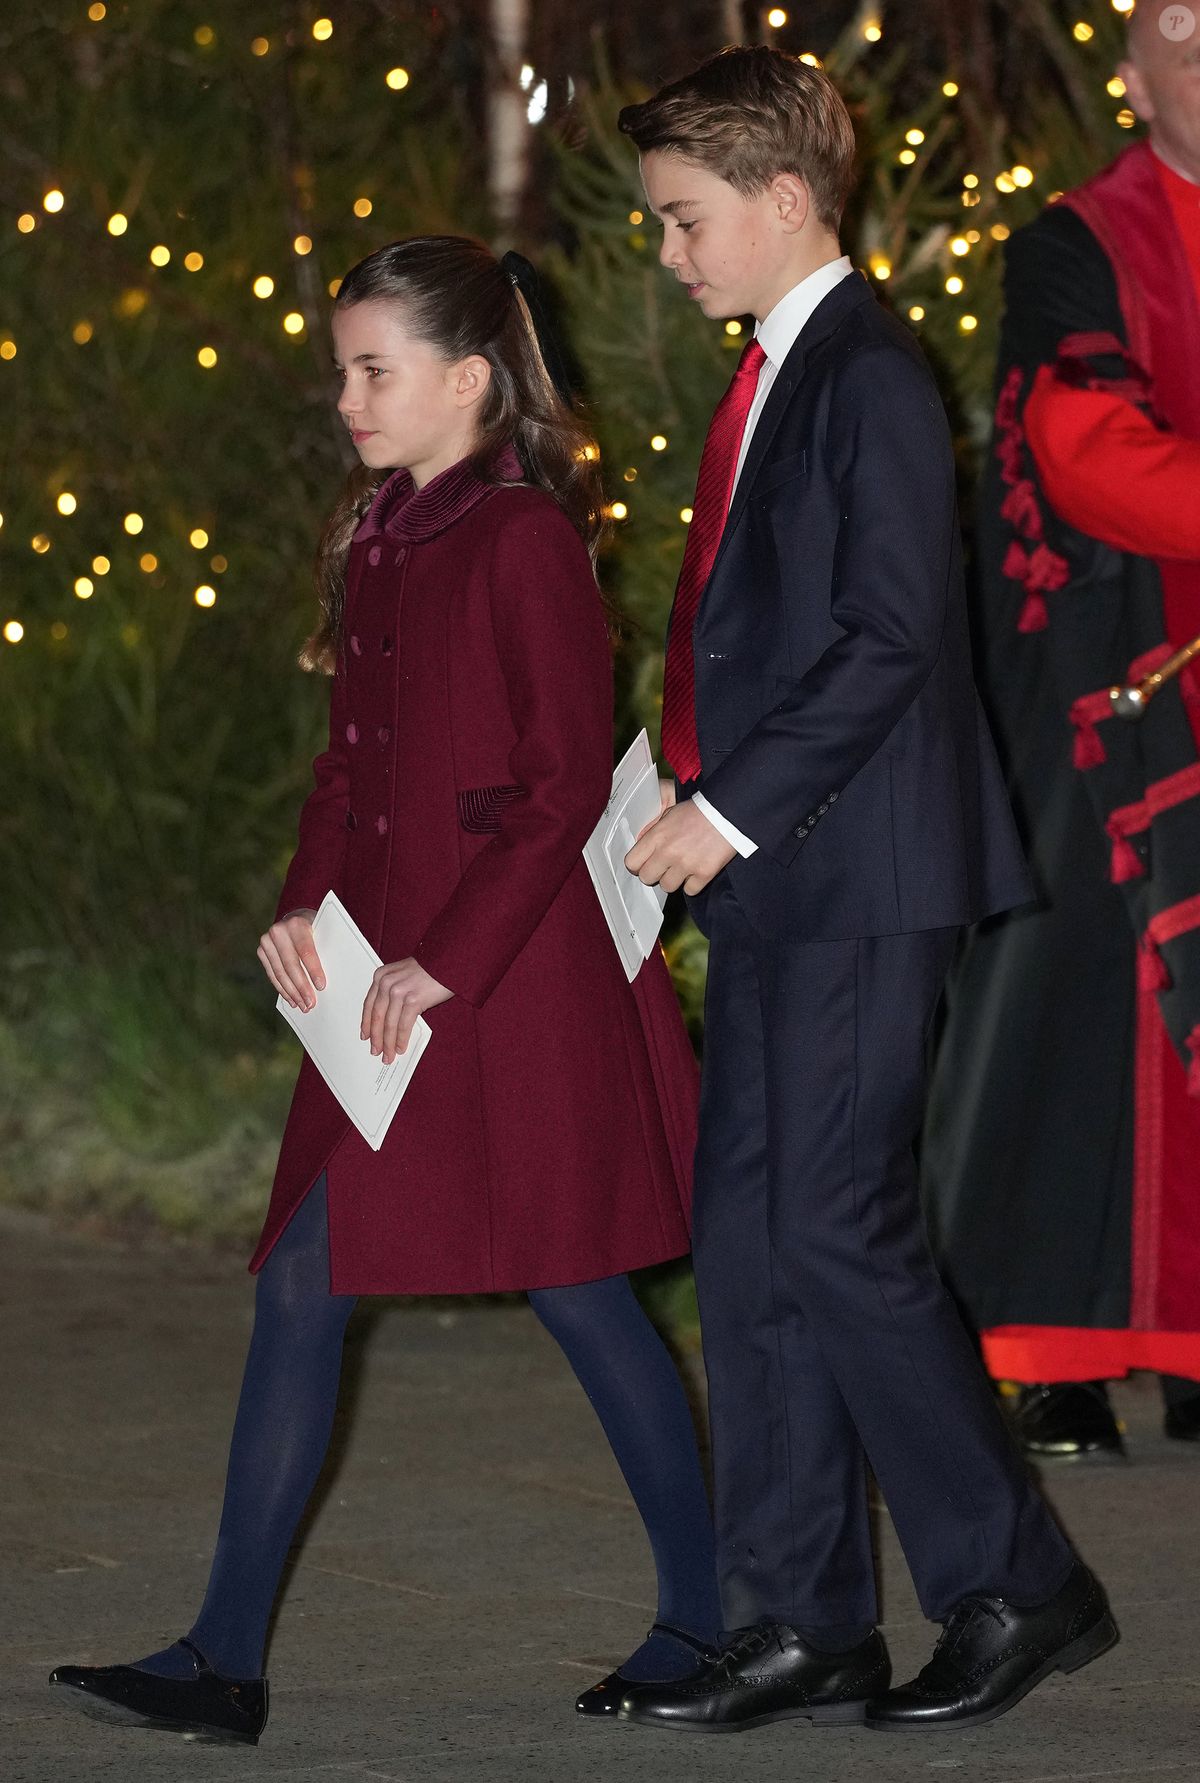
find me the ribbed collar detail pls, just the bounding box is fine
[353,443,525,545]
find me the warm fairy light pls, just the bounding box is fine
[1073,21,1094,41]
[580,443,600,462]
[194,24,215,45]
[92,555,111,574]
[991,223,1012,241]
[251,35,270,55]
[946,274,965,294]
[88,2,106,18]
[725,320,743,335]
[995,172,1017,193]
[149,244,171,266]
[17,213,36,233]
[609,502,629,520]
[899,150,917,166]
[210,553,228,572]
[107,212,128,236]
[189,527,210,548]
[650,434,668,451]
[194,585,217,607]
[0,339,16,361]
[116,288,148,318]
[950,236,971,256]
[967,229,982,243]
[32,534,51,553]
[386,67,410,89]
[800,52,822,67]
[870,256,892,280]
[680,507,694,524]
[960,315,979,332]
[905,128,925,145]
[123,512,144,535]
[74,576,94,599]
[253,274,275,298]
[282,312,305,335]
[767,8,788,26]
[3,622,24,644]
[139,552,158,573]
[1011,165,1034,187]
[184,251,204,271]
[197,345,218,367]
[909,305,926,321]
[312,17,333,40]
[328,277,342,297]
[863,19,883,41]
[44,188,65,212]
[1112,0,1135,12]
[1117,109,1137,128]
[963,173,980,189]
[629,209,644,224]
[51,621,69,640]
[353,197,373,218]
[56,492,77,515]
[0,513,4,530]
[623,469,638,482]
[943,80,959,97]
[294,234,313,255]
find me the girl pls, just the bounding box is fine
[50,236,720,1745]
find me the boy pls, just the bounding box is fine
[620,46,1116,1734]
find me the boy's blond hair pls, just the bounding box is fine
[618,45,857,231]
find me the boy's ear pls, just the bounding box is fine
[452,354,493,409]
[771,173,812,234]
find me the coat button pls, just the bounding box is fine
[367,544,382,567]
[350,634,362,656]
[376,815,388,835]
[345,812,358,831]
[346,722,359,744]
[395,546,408,565]
[377,726,391,745]
[381,635,393,656]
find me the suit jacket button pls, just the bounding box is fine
[828,790,839,802]
[794,825,806,839]
[817,803,828,816]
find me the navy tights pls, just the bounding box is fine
[135,1175,719,1682]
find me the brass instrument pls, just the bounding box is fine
[1110,633,1200,721]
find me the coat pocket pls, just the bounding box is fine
[457,784,529,834]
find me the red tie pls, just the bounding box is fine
[660,337,768,783]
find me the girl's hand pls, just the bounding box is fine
[258,909,325,1011]
[361,958,453,1063]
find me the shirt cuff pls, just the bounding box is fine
[691,792,759,858]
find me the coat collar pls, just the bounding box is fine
[354,443,524,545]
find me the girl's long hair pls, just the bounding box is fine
[304,235,610,673]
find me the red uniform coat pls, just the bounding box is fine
[249,451,697,1294]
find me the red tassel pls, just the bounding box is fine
[1018,590,1049,633]
[1187,1028,1200,1099]
[1138,937,1170,993]
[1002,540,1029,583]
[1108,830,1145,883]
[1071,717,1107,770]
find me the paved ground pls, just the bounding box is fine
[3,1208,1198,1783]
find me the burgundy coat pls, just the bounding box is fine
[249,452,698,1294]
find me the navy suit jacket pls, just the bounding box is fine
[687,270,1032,942]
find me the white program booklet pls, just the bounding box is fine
[583,730,668,983]
[276,890,431,1152]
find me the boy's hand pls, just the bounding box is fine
[625,799,736,896]
[259,909,325,1011]
[361,958,453,1063]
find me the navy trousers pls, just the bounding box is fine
[692,883,1073,1631]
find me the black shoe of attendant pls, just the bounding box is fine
[575,1623,719,1716]
[1011,1381,1126,1459]
[1164,1392,1200,1443]
[49,1638,267,1745]
[616,1623,890,1732]
[865,1560,1117,1732]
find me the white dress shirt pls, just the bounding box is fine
[692,254,855,858]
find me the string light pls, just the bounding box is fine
[946,275,964,295]
[609,502,629,520]
[863,18,883,41]
[870,255,892,280]
[628,209,644,224]
[991,223,1012,241]
[44,188,65,212]
[995,172,1017,193]
[32,534,51,553]
[189,527,210,548]
[0,338,16,361]
[107,212,128,236]
[75,575,95,598]
[960,315,979,332]
[282,312,305,334]
[353,197,373,217]
[623,469,638,482]
[251,36,270,55]
[87,2,106,18]
[327,278,342,297]
[1107,76,1126,97]
[194,24,215,46]
[943,80,959,97]
[194,585,217,607]
[767,8,788,25]
[950,236,971,256]
[3,622,24,644]
[650,434,668,451]
[905,128,925,146]
[1011,165,1034,187]
[963,173,980,189]
[92,555,111,575]
[116,288,147,318]
[17,214,36,233]
[909,305,926,321]
[1072,20,1094,41]
[312,17,333,40]
[210,553,228,573]
[139,552,158,573]
[725,320,743,335]
[50,622,69,641]
[56,492,77,515]
[1117,109,1137,128]
[294,234,313,255]
[197,345,218,367]
[149,244,170,266]
[680,507,694,524]
[123,513,144,535]
[252,275,275,298]
[184,251,204,271]
[386,67,410,89]
[899,149,917,166]
[1112,0,1135,12]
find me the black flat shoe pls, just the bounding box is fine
[865,1559,1117,1732]
[1011,1382,1126,1459]
[1164,1392,1200,1443]
[575,1623,718,1716]
[616,1623,890,1732]
[49,1637,267,1746]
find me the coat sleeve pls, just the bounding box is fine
[699,341,954,868]
[274,656,351,922]
[413,502,614,1007]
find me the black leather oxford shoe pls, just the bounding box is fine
[865,1560,1117,1732]
[616,1623,890,1732]
[575,1623,718,1717]
[1010,1382,1125,1459]
[49,1639,267,1745]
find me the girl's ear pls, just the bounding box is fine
[451,354,493,410]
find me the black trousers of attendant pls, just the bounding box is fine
[692,881,1074,1632]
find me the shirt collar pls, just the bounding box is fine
[755,255,855,368]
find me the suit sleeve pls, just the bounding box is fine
[414,504,614,1008]
[274,658,351,922]
[699,343,955,868]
